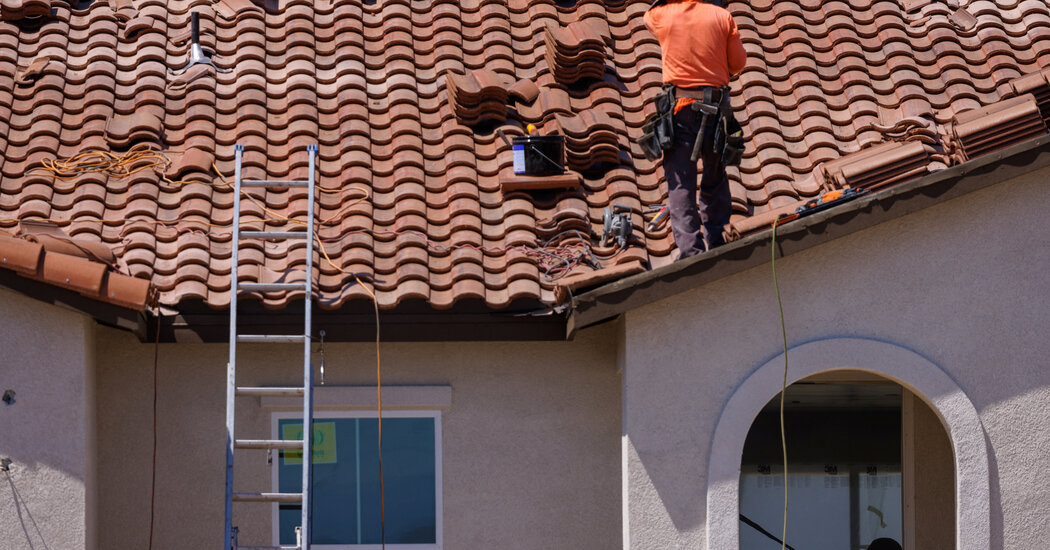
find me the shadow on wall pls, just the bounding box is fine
[985,430,1005,550]
[4,470,54,550]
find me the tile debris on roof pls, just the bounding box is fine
[0,0,1046,313]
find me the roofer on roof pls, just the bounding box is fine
[644,0,747,258]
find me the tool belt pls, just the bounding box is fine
[638,84,677,161]
[687,86,744,167]
[677,86,723,102]
[636,84,745,167]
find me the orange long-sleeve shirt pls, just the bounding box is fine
[644,0,747,89]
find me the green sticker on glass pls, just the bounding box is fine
[282,422,337,465]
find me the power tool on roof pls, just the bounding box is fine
[775,188,868,225]
[601,204,633,249]
[602,204,668,248]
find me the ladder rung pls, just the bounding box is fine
[239,231,308,240]
[233,492,302,503]
[235,439,303,450]
[237,282,307,292]
[241,179,309,188]
[237,334,306,343]
[236,387,305,397]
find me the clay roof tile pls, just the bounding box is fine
[0,0,1048,312]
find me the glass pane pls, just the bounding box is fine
[857,473,902,547]
[359,418,436,544]
[277,417,436,546]
[740,469,851,550]
[278,418,363,545]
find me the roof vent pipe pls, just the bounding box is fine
[169,12,231,75]
[189,12,204,63]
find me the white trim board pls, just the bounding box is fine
[260,385,452,410]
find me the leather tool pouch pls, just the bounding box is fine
[718,110,744,167]
[637,84,676,161]
[639,116,663,161]
[713,89,744,167]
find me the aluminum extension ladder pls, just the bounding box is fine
[225,144,318,550]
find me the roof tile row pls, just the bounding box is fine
[0,0,1046,311]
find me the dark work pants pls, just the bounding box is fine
[662,106,732,259]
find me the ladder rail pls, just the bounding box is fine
[226,145,317,550]
[224,145,244,550]
[300,144,317,549]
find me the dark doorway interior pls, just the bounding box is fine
[739,374,904,550]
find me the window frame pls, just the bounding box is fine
[269,409,443,550]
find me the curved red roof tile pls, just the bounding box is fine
[0,0,1046,312]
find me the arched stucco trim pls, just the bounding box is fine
[705,337,989,550]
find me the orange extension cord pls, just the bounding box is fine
[10,145,596,282]
[12,146,604,546]
[26,146,388,547]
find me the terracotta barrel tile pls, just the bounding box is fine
[0,0,1047,310]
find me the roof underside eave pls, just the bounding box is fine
[149,300,570,343]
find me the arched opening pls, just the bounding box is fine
[704,338,989,550]
[737,370,954,549]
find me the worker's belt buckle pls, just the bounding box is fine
[676,87,722,103]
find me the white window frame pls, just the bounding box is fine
[270,409,443,550]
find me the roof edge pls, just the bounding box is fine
[0,269,148,336]
[567,134,1050,336]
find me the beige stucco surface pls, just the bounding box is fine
[621,165,1050,549]
[5,164,1050,550]
[0,287,96,550]
[94,322,622,549]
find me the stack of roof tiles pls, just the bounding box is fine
[1006,67,1050,122]
[948,94,1048,162]
[543,18,612,85]
[446,69,513,126]
[0,0,1047,313]
[821,139,934,191]
[553,108,626,171]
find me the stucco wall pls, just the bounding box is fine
[0,287,95,550]
[95,322,621,549]
[621,165,1050,549]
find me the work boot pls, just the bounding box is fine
[705,230,725,251]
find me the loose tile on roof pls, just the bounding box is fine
[0,0,1046,314]
[0,225,153,310]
